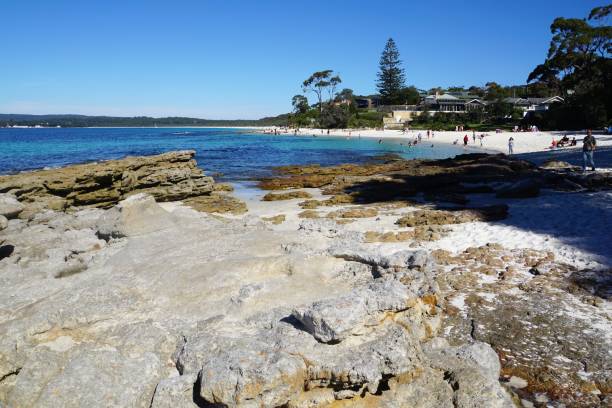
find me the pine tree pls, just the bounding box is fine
[376,38,406,105]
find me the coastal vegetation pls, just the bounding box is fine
[0,113,289,128]
[526,5,611,130]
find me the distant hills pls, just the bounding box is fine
[0,113,289,128]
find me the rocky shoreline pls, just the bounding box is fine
[0,151,610,407]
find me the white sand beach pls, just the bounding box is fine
[263,127,612,157]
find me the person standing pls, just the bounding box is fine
[463,134,469,147]
[508,137,514,155]
[582,129,597,171]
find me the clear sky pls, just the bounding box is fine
[0,0,605,119]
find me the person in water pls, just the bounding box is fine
[508,137,514,155]
[463,134,469,146]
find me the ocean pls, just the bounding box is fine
[0,128,466,181]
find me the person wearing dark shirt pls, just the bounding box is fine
[582,130,597,171]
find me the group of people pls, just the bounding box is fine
[512,125,539,132]
[453,131,487,147]
[551,135,577,148]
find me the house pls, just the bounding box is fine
[422,93,487,112]
[504,96,564,116]
[354,96,381,109]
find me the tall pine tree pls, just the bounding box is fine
[376,38,406,105]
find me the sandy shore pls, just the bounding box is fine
[261,128,612,156]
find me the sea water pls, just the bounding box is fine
[0,128,466,181]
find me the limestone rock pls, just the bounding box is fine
[424,339,514,408]
[0,215,7,231]
[96,193,175,239]
[0,151,215,211]
[150,373,199,408]
[0,194,24,219]
[292,279,415,343]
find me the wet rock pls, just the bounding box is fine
[212,183,234,192]
[262,191,312,201]
[396,205,508,227]
[183,193,247,215]
[540,160,580,171]
[423,191,469,205]
[327,207,378,219]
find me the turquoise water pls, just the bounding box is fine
[0,128,466,181]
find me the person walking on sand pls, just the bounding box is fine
[463,134,469,147]
[582,129,597,171]
[508,137,514,155]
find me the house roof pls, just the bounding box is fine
[505,96,564,105]
[437,93,460,100]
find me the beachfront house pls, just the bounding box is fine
[422,92,487,112]
[504,96,564,116]
[381,92,489,128]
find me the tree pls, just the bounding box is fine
[376,38,406,104]
[319,105,350,129]
[397,86,420,105]
[468,86,485,97]
[484,82,508,100]
[335,88,354,103]
[527,5,611,128]
[291,95,309,114]
[302,70,342,113]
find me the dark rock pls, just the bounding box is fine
[496,179,541,199]
[0,244,14,260]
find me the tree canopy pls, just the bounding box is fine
[376,38,406,104]
[291,95,309,114]
[527,5,611,128]
[302,70,342,113]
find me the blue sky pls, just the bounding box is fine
[0,0,605,119]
